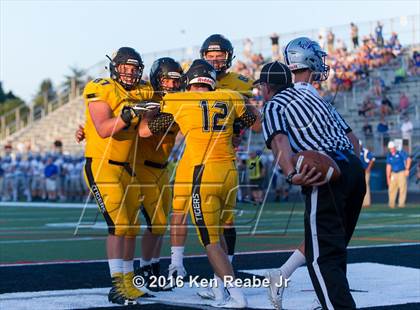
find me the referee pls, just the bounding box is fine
[259,37,365,310]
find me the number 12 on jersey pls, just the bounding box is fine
[200,100,228,132]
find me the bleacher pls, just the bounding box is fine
[0,96,85,155]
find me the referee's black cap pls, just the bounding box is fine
[253,61,293,88]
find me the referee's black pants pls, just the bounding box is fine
[303,151,365,310]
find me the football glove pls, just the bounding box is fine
[120,102,161,126]
[120,106,138,126]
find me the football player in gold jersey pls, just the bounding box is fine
[199,34,261,286]
[139,60,257,308]
[132,58,183,288]
[200,34,254,98]
[82,47,155,305]
[77,57,183,291]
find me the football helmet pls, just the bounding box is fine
[150,57,183,93]
[283,37,330,81]
[200,34,234,74]
[108,47,144,90]
[183,59,217,90]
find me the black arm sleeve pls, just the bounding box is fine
[233,108,257,134]
[148,112,175,135]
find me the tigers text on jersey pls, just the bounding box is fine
[161,89,247,166]
[216,72,254,98]
[83,78,154,162]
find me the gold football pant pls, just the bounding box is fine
[84,157,142,236]
[135,161,171,236]
[172,161,238,247]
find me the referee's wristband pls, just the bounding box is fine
[286,169,297,185]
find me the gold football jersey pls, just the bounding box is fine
[83,78,154,162]
[216,72,254,98]
[161,89,246,166]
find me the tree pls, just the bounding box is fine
[0,82,26,116]
[0,81,19,104]
[33,79,56,108]
[0,82,6,102]
[62,66,86,93]
[0,98,28,118]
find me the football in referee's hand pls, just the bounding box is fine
[292,150,341,182]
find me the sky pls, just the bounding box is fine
[1,0,419,102]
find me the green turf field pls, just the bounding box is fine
[1,202,419,264]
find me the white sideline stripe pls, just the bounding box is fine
[310,187,334,309]
[0,202,96,209]
[1,242,419,267]
[0,237,107,244]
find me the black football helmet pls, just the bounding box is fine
[108,47,144,90]
[200,34,234,74]
[182,59,217,90]
[150,57,183,93]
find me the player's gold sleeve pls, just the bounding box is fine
[230,91,247,117]
[83,79,112,107]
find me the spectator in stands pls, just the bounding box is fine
[350,22,359,49]
[389,32,400,50]
[327,30,335,54]
[362,119,373,137]
[408,51,420,76]
[270,33,280,60]
[413,51,420,74]
[359,141,375,208]
[386,141,412,208]
[377,116,389,136]
[318,33,325,50]
[335,38,347,53]
[375,21,384,47]
[44,157,58,201]
[243,38,253,58]
[381,94,394,116]
[416,162,420,185]
[373,78,384,97]
[401,115,413,151]
[359,97,376,117]
[398,92,410,113]
[394,65,407,84]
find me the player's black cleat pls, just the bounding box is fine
[108,273,137,305]
[151,262,160,277]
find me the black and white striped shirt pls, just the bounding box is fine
[262,82,353,153]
